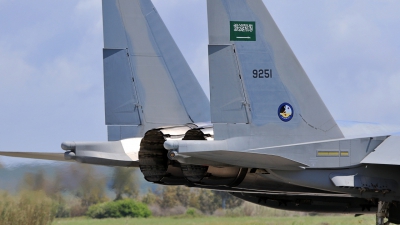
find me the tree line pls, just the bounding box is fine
[2,163,244,220]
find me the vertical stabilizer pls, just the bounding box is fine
[208,0,343,145]
[103,0,210,140]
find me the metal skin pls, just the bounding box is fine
[1,0,400,224]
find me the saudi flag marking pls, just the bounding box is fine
[230,21,256,41]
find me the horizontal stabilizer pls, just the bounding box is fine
[0,152,67,161]
[361,136,400,166]
[0,138,142,167]
[177,150,308,170]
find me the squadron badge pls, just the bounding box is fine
[278,103,293,122]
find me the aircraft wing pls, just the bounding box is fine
[361,135,400,166]
[173,150,308,170]
[0,152,67,161]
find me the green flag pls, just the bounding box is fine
[230,21,256,41]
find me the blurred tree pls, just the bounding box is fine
[213,191,244,209]
[142,188,159,205]
[46,170,64,196]
[188,190,200,209]
[160,186,179,208]
[176,186,190,207]
[111,167,139,200]
[198,189,219,214]
[73,165,108,207]
[21,170,46,191]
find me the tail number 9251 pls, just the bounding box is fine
[252,69,272,78]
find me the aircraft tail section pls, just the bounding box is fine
[208,0,343,144]
[103,0,210,141]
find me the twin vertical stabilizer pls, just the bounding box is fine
[102,0,343,146]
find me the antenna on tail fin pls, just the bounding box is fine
[208,0,343,144]
[102,0,210,141]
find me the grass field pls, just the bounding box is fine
[54,215,376,225]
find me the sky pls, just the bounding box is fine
[0,0,399,166]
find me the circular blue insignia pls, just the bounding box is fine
[278,103,294,122]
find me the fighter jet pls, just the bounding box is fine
[1,0,400,224]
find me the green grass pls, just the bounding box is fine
[53,215,376,225]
